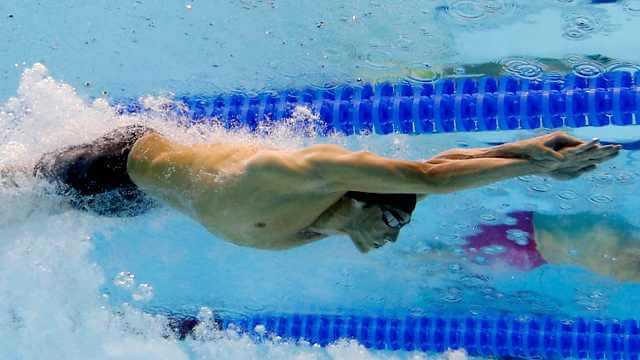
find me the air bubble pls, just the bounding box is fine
[473,256,488,265]
[589,194,613,204]
[452,247,465,257]
[480,213,497,222]
[198,307,214,321]
[113,271,135,289]
[449,263,462,273]
[254,324,266,335]
[481,245,506,255]
[460,274,489,285]
[507,229,530,246]
[132,283,154,302]
[500,57,544,80]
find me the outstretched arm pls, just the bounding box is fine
[269,132,619,195]
[322,152,536,194]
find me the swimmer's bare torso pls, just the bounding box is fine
[126,131,619,252]
[128,134,347,249]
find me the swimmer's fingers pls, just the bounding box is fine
[587,145,622,160]
[564,144,620,164]
[550,164,597,180]
[569,139,600,155]
[560,139,599,158]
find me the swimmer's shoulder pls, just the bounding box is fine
[242,144,350,189]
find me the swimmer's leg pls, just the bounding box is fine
[33,125,158,217]
[534,212,640,281]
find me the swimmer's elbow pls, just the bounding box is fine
[420,162,469,194]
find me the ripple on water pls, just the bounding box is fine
[624,0,640,16]
[589,193,613,205]
[450,0,492,20]
[559,202,573,210]
[500,57,544,80]
[615,171,635,184]
[438,0,519,28]
[562,7,607,41]
[607,62,640,73]
[557,189,578,201]
[364,49,393,70]
[529,182,552,193]
[572,61,605,78]
[441,287,464,303]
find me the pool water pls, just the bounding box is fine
[2,1,640,359]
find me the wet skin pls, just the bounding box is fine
[127,131,620,252]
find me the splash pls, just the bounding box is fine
[0,64,472,359]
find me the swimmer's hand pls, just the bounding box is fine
[547,140,621,180]
[496,131,621,179]
[495,131,584,161]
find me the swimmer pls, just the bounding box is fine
[27,126,619,253]
[448,210,640,282]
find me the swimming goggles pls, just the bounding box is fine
[381,206,410,231]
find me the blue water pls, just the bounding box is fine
[2,1,640,359]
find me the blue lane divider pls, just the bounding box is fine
[170,313,640,359]
[117,71,640,136]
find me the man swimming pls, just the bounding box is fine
[30,125,620,254]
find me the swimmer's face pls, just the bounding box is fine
[343,200,411,253]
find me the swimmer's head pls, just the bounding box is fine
[310,192,415,253]
[345,199,411,253]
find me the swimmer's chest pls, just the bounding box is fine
[191,182,341,249]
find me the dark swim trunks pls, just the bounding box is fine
[33,125,157,217]
[464,211,545,270]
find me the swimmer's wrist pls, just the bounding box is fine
[484,143,522,159]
